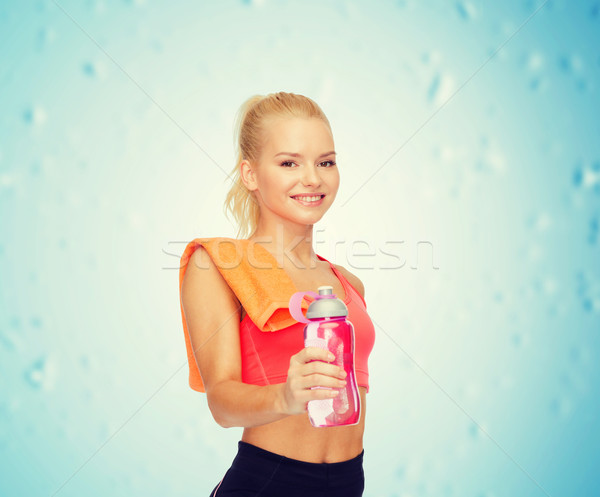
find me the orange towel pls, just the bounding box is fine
[178,236,313,392]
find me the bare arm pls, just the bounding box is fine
[181,246,347,429]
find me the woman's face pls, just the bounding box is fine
[243,116,340,229]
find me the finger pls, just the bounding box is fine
[290,387,339,409]
[302,361,347,379]
[309,388,340,401]
[301,373,347,390]
[298,347,335,364]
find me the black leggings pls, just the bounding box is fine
[209,441,365,497]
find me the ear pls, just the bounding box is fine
[240,159,258,191]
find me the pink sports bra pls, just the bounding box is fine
[239,254,375,392]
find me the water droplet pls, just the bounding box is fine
[0,399,20,419]
[89,1,107,14]
[23,106,47,126]
[0,172,15,190]
[421,50,442,65]
[527,243,543,262]
[82,60,107,79]
[8,316,21,330]
[476,143,506,174]
[0,329,20,351]
[576,272,600,313]
[576,77,590,92]
[30,161,43,176]
[80,354,91,370]
[456,1,477,20]
[36,26,56,50]
[240,0,267,6]
[558,54,583,74]
[30,315,43,329]
[430,73,456,106]
[427,74,440,102]
[542,277,558,295]
[511,332,530,347]
[82,61,95,77]
[572,164,583,187]
[529,76,547,91]
[525,51,544,71]
[549,397,572,418]
[528,212,552,232]
[81,387,95,404]
[149,38,163,52]
[24,356,58,391]
[512,332,522,347]
[468,420,488,439]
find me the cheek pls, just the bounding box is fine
[259,172,293,199]
[329,173,341,191]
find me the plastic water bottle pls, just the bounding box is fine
[288,285,361,427]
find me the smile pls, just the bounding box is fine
[291,194,325,206]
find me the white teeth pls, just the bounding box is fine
[294,195,322,202]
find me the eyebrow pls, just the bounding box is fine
[273,151,336,159]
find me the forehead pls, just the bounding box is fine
[261,117,333,153]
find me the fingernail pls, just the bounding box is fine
[328,353,335,361]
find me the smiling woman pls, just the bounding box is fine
[178,91,375,497]
[237,113,342,231]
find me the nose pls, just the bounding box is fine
[301,164,321,187]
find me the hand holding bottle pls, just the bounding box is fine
[288,286,361,427]
[279,346,347,416]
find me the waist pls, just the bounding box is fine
[232,441,364,488]
[241,388,367,463]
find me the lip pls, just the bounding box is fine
[291,194,325,207]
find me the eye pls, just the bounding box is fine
[319,160,337,167]
[280,160,336,168]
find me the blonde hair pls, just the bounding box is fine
[223,91,332,239]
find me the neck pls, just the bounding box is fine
[248,221,319,271]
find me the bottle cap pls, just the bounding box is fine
[317,285,333,295]
[306,285,348,319]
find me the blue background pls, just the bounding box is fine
[1,1,599,496]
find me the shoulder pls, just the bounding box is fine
[186,237,246,270]
[184,243,238,304]
[180,242,244,400]
[333,263,365,300]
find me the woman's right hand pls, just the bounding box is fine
[280,347,348,415]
